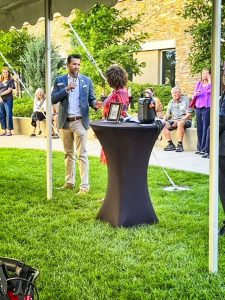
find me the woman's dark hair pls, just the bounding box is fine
[105,65,128,89]
[67,54,82,64]
[1,67,11,81]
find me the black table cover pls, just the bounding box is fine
[91,121,163,227]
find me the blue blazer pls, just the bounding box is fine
[51,74,96,129]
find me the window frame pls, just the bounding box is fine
[160,48,176,87]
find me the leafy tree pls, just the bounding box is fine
[0,29,31,72]
[21,37,64,93]
[181,0,225,74]
[67,3,148,86]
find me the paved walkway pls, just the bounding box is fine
[0,134,209,175]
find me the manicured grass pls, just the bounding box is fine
[0,148,225,299]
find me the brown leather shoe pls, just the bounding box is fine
[57,183,74,190]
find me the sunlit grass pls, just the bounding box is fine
[1,148,225,299]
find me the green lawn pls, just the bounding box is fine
[1,148,225,299]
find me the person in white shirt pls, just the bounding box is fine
[51,54,102,193]
[30,88,46,136]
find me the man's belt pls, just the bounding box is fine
[66,116,82,122]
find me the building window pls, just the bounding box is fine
[161,49,176,87]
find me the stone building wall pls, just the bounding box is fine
[26,1,199,96]
[116,0,199,95]
[24,12,75,59]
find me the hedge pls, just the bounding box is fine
[91,82,172,118]
[13,95,33,117]
[13,83,172,119]
[127,82,172,110]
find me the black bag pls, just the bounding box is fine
[138,96,156,124]
[0,257,39,300]
[31,111,46,127]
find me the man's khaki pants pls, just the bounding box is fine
[60,119,89,191]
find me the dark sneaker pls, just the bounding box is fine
[163,144,176,151]
[176,144,184,152]
[195,151,200,154]
[219,222,225,236]
[202,153,209,158]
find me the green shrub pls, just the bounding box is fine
[13,94,103,120]
[128,82,172,112]
[90,82,172,118]
[89,107,103,121]
[13,96,33,117]
[12,83,172,119]
[94,84,112,100]
[21,37,64,93]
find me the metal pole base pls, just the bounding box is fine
[163,186,191,191]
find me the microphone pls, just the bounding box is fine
[73,71,78,82]
[71,71,78,92]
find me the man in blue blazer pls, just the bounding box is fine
[52,54,102,193]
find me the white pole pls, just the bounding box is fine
[45,0,52,200]
[209,0,221,273]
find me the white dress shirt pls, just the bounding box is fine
[67,74,81,116]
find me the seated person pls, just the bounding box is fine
[162,87,192,152]
[30,88,46,136]
[144,87,164,119]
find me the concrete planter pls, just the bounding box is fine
[12,117,197,150]
[13,117,37,136]
[155,127,197,151]
[12,117,96,139]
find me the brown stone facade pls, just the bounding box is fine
[24,12,75,59]
[26,1,199,96]
[116,0,199,95]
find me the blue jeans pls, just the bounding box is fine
[205,126,210,154]
[195,107,210,152]
[0,99,14,130]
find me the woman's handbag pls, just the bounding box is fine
[189,97,197,109]
[0,257,39,300]
[190,81,201,108]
